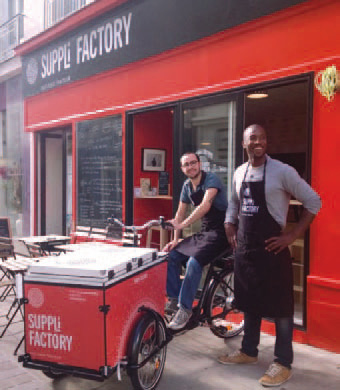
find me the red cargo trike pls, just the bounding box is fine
[19,217,243,390]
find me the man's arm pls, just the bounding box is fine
[265,165,321,254]
[162,201,188,252]
[173,201,188,241]
[224,176,239,250]
[265,209,316,254]
[171,188,218,230]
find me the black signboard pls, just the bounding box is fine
[158,172,169,196]
[23,0,306,97]
[0,218,11,238]
[77,115,122,228]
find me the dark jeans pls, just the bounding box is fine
[241,312,294,368]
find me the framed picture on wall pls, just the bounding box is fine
[142,148,166,171]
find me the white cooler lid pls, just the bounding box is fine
[25,244,158,279]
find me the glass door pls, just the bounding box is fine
[179,96,239,237]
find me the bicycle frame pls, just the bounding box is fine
[168,249,235,334]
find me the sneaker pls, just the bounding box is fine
[259,362,292,387]
[168,306,192,330]
[165,298,178,314]
[218,350,258,365]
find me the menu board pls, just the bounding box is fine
[0,218,11,238]
[158,172,169,195]
[77,116,122,228]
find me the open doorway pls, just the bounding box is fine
[37,128,72,236]
[244,79,311,327]
[128,108,174,247]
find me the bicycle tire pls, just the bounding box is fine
[127,313,167,390]
[206,271,244,339]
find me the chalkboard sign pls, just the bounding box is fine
[158,172,169,195]
[0,217,11,238]
[77,115,122,228]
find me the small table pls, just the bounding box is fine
[19,235,71,254]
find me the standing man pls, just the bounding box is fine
[218,124,321,387]
[163,152,229,330]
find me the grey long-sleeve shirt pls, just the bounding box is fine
[225,155,321,229]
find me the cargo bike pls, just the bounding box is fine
[19,217,244,390]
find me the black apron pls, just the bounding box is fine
[174,172,229,267]
[234,161,294,318]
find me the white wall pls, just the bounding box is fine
[0,0,9,25]
[22,0,45,42]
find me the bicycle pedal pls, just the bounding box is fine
[211,319,234,331]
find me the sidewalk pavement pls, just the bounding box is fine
[0,289,339,390]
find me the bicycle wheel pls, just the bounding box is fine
[206,271,244,338]
[128,313,167,390]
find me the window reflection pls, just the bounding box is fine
[182,101,236,237]
[183,101,236,199]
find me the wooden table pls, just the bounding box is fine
[19,235,71,254]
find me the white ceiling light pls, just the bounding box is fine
[246,91,269,99]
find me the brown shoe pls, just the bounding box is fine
[218,350,258,365]
[259,362,292,387]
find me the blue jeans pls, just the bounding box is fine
[241,312,294,368]
[166,249,202,311]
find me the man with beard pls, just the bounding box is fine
[163,152,229,330]
[218,124,321,387]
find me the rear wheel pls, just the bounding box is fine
[128,313,167,390]
[206,272,244,338]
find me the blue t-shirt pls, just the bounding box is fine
[180,171,228,211]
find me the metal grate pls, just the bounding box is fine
[44,0,96,29]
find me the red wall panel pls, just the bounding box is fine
[133,109,173,226]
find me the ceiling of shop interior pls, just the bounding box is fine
[245,81,308,126]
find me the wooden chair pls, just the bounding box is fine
[146,226,170,250]
[89,227,108,241]
[71,226,92,243]
[122,229,142,247]
[0,237,15,299]
[1,239,42,355]
[0,257,27,355]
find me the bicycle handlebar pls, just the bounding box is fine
[107,216,174,231]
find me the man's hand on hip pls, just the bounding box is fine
[265,231,296,254]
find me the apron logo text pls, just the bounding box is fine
[241,197,259,214]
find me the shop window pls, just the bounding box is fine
[76,115,122,228]
[66,132,72,235]
[0,76,28,237]
[181,100,236,237]
[245,80,310,326]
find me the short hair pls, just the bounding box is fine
[180,152,200,164]
[243,124,266,140]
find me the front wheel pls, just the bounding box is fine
[127,313,167,390]
[206,271,244,338]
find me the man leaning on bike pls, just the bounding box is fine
[163,152,230,330]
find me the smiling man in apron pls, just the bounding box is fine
[163,152,229,330]
[218,124,321,387]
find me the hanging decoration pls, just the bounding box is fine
[314,65,340,102]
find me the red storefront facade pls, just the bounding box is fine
[18,0,340,352]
